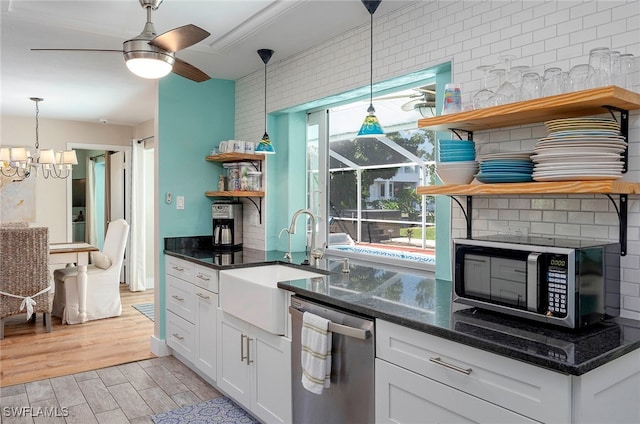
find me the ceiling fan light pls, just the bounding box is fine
[126,57,173,79]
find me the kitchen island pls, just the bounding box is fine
[165,238,640,423]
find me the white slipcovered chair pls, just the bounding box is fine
[53,219,129,324]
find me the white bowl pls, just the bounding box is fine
[436,160,478,168]
[436,165,477,184]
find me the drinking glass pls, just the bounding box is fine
[588,47,611,87]
[520,72,541,100]
[509,65,530,101]
[620,53,635,90]
[610,50,622,86]
[541,67,563,96]
[473,65,495,109]
[493,55,518,105]
[569,64,594,91]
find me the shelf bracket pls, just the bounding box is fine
[605,194,627,256]
[449,196,473,238]
[449,128,473,142]
[602,105,629,173]
[244,197,263,225]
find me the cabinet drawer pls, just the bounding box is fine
[166,256,194,281]
[376,359,537,424]
[376,320,571,423]
[166,274,196,323]
[194,264,219,293]
[167,311,195,361]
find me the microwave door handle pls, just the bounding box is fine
[527,253,542,312]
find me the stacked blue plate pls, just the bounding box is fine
[437,139,475,162]
[475,154,534,183]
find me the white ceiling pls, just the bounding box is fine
[1,0,413,126]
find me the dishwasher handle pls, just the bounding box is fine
[289,306,371,340]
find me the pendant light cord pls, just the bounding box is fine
[264,62,267,132]
[369,12,373,109]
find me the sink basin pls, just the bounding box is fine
[220,265,326,335]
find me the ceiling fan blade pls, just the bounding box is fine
[31,48,123,53]
[401,99,421,111]
[150,24,210,52]
[172,57,210,82]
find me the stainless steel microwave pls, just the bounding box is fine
[453,235,620,329]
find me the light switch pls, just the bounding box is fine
[176,196,184,210]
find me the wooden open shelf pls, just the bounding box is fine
[418,86,640,132]
[416,181,640,196]
[206,153,265,162]
[205,191,265,198]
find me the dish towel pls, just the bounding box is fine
[301,311,332,394]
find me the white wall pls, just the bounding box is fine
[234,0,640,319]
[1,116,134,241]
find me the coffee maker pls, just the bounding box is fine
[212,202,243,250]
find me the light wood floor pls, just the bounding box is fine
[0,285,156,387]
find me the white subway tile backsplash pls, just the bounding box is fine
[568,211,594,224]
[530,222,556,235]
[543,210,568,223]
[555,223,581,237]
[621,282,640,297]
[532,199,555,209]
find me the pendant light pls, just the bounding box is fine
[356,0,384,138]
[255,49,276,154]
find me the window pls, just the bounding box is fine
[308,84,438,257]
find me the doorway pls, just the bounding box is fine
[67,142,155,291]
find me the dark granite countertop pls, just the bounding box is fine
[164,237,640,376]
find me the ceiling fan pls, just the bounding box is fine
[400,88,436,117]
[32,0,211,83]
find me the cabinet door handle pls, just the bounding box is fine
[429,357,472,375]
[172,295,184,302]
[196,273,211,281]
[196,292,210,300]
[246,337,254,365]
[172,333,184,341]
[240,334,247,363]
[172,266,185,271]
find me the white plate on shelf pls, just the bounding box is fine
[534,162,623,170]
[531,152,620,163]
[533,146,626,154]
[533,174,623,181]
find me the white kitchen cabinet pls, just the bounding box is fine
[217,309,292,424]
[376,319,640,424]
[376,359,538,424]
[164,256,219,382]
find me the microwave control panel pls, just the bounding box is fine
[545,254,568,317]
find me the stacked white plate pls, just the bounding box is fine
[531,118,625,181]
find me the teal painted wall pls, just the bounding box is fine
[264,112,309,252]
[158,74,235,338]
[434,70,452,281]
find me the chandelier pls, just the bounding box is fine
[0,98,77,180]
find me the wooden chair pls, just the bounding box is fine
[0,226,52,339]
[53,219,129,324]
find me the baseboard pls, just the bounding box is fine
[150,335,171,357]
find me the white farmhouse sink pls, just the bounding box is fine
[220,265,326,335]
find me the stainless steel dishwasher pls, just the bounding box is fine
[289,296,375,424]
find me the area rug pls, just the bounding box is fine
[132,303,154,322]
[152,396,258,423]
